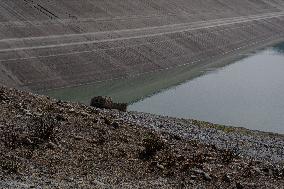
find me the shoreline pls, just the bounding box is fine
[0,86,283,188]
[41,36,284,104]
[111,109,284,164]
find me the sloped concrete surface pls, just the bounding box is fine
[1,0,284,91]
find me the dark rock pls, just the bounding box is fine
[47,142,57,149]
[103,117,111,125]
[262,167,273,176]
[112,102,128,112]
[74,135,84,140]
[222,174,232,183]
[156,163,165,170]
[55,114,66,122]
[111,122,120,128]
[203,172,212,181]
[173,134,182,140]
[192,169,204,175]
[56,100,63,105]
[90,96,127,112]
[236,182,244,189]
[192,169,212,181]
[139,133,165,160]
[19,135,33,146]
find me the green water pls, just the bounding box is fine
[129,43,284,134]
[43,42,284,134]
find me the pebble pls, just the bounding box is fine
[203,172,212,181]
[192,169,212,181]
[111,111,284,164]
[222,174,232,183]
[156,163,165,170]
[111,122,120,129]
[236,182,244,189]
[47,142,57,149]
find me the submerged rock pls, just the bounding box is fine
[90,96,127,112]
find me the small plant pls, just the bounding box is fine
[221,146,241,163]
[192,153,206,165]
[0,158,20,174]
[139,133,164,160]
[29,113,58,143]
[2,132,20,149]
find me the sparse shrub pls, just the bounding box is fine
[221,147,240,163]
[192,153,206,165]
[0,158,20,174]
[2,132,20,149]
[93,129,107,145]
[139,133,164,160]
[1,113,58,150]
[29,113,58,143]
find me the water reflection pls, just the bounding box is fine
[273,42,284,53]
[129,42,284,134]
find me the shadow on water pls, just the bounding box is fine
[129,42,284,134]
[273,42,284,53]
[42,53,248,104]
[41,41,284,134]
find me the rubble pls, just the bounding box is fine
[90,96,127,112]
[0,86,283,188]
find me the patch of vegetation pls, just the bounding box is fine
[2,132,20,149]
[1,113,58,150]
[28,113,58,145]
[191,119,253,135]
[0,157,20,174]
[34,115,57,141]
[139,132,165,160]
[191,120,234,132]
[220,146,241,163]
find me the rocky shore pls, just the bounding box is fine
[0,86,283,188]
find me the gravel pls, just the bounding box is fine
[0,86,283,188]
[105,110,284,164]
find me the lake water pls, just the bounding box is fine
[129,43,284,134]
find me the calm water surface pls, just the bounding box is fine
[129,43,284,134]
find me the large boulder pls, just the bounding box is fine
[90,96,127,112]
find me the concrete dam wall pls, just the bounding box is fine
[1,0,284,91]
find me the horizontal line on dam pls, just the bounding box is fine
[1,11,284,42]
[1,11,284,53]
[35,35,284,92]
[1,0,284,91]
[0,25,248,62]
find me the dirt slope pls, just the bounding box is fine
[0,86,283,188]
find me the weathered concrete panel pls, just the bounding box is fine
[0,0,284,90]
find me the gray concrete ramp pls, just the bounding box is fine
[1,0,284,90]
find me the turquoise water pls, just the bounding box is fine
[129,43,284,134]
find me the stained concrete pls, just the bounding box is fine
[1,0,284,91]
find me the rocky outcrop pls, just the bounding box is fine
[90,96,127,112]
